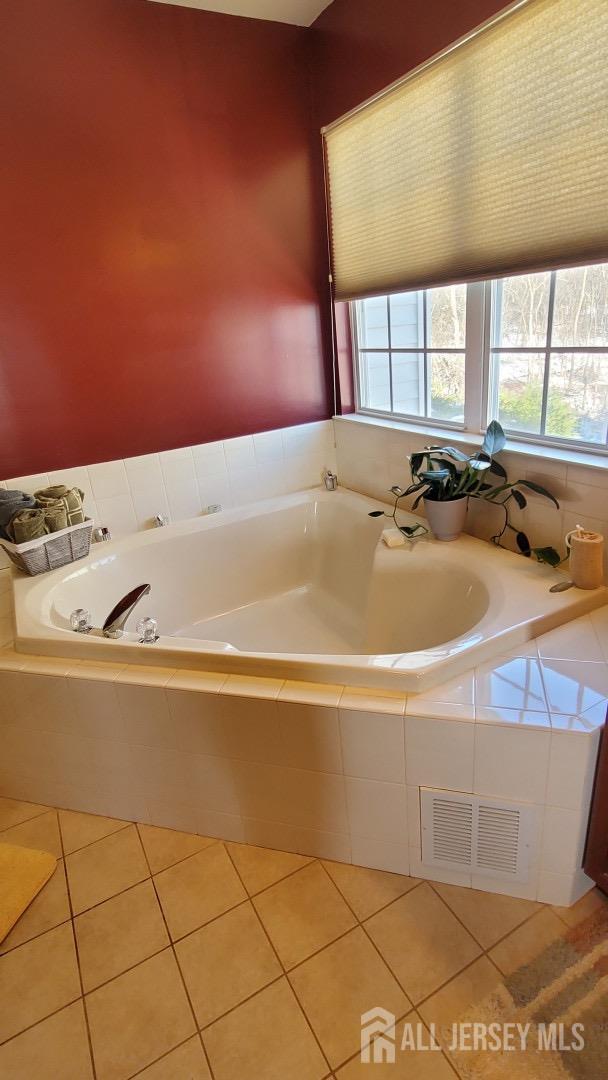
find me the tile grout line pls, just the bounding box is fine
[426,878,553,964]
[134,822,217,1080]
[223,844,333,1077]
[56,809,98,1080]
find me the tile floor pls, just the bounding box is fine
[0,795,606,1079]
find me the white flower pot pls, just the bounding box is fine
[424,496,468,541]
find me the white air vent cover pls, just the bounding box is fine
[420,788,537,883]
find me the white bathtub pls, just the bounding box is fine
[12,488,608,690]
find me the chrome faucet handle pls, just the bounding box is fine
[153,514,168,528]
[102,584,151,639]
[93,526,112,543]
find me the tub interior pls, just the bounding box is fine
[48,496,490,656]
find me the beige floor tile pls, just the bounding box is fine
[0,796,49,830]
[226,841,313,894]
[1,809,62,858]
[0,1001,93,1080]
[154,844,246,941]
[58,808,128,855]
[0,859,71,954]
[365,882,481,1005]
[86,948,196,1080]
[176,901,281,1027]
[135,1036,211,1079]
[553,886,608,927]
[203,976,327,1080]
[0,922,81,1042]
[418,956,505,1036]
[75,880,169,991]
[336,1012,455,1079]
[138,823,216,874]
[433,881,542,948]
[322,860,420,920]
[489,907,567,975]
[65,824,149,914]
[290,926,410,1069]
[253,862,356,969]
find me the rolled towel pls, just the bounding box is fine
[0,490,36,540]
[34,485,85,526]
[7,504,68,544]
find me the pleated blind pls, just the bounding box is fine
[324,0,608,302]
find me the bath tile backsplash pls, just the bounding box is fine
[0,420,336,569]
[334,416,608,570]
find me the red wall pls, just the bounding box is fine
[312,0,512,128]
[0,0,331,478]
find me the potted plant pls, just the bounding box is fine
[374,420,561,563]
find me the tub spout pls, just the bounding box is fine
[102,584,151,639]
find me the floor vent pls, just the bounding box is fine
[420,788,537,882]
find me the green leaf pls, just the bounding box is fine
[409,453,425,475]
[516,531,531,555]
[481,420,507,457]
[468,458,491,471]
[489,459,508,480]
[511,488,527,510]
[533,546,562,567]
[419,469,451,482]
[390,485,405,497]
[399,523,427,537]
[411,491,426,511]
[518,480,560,509]
[368,510,384,518]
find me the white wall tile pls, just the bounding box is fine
[234,760,348,834]
[191,441,227,478]
[546,730,600,810]
[339,709,405,783]
[541,806,589,874]
[5,473,50,495]
[1,420,336,547]
[243,817,350,862]
[88,460,129,501]
[350,836,409,875]
[165,479,202,522]
[536,869,595,907]
[474,724,550,803]
[276,702,342,774]
[536,617,603,663]
[94,494,138,538]
[253,430,284,465]
[187,753,242,815]
[117,684,175,749]
[344,777,407,844]
[223,435,256,471]
[540,658,608,714]
[475,657,547,713]
[405,716,475,792]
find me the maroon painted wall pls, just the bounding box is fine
[312,0,512,128]
[0,0,331,478]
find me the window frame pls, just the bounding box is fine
[350,271,608,457]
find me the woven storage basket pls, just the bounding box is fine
[0,519,93,576]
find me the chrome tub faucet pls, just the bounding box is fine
[102,584,151,639]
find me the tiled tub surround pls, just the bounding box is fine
[334,415,608,572]
[12,487,606,692]
[1,606,607,908]
[0,420,337,561]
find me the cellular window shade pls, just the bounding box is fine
[324,0,608,302]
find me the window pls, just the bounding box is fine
[353,262,608,451]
